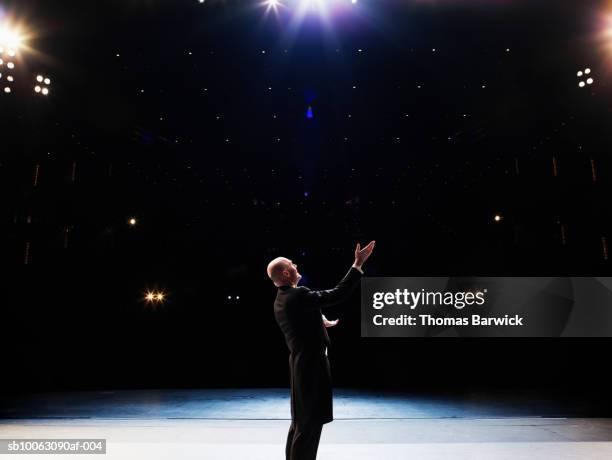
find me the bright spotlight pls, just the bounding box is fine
[585,68,591,74]
[129,217,137,226]
[577,71,583,77]
[0,25,22,50]
[579,81,586,87]
[263,0,285,14]
[36,75,43,82]
[494,214,503,223]
[34,85,41,93]
[587,77,594,85]
[3,87,10,93]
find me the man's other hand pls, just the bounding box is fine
[322,315,339,328]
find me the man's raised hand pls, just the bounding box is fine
[354,240,376,268]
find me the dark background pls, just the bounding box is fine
[1,0,611,409]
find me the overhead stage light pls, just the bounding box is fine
[0,22,26,96]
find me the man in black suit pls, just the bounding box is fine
[268,241,376,460]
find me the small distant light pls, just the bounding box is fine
[44,77,51,85]
[236,295,240,300]
[494,214,503,222]
[41,87,49,95]
[227,295,232,300]
[7,62,14,69]
[129,218,137,226]
[7,75,13,82]
[579,81,586,88]
[3,87,10,93]
[145,290,166,304]
[36,75,43,82]
[34,85,41,93]
[585,68,591,75]
[577,71,583,77]
[587,77,594,85]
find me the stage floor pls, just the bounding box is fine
[1,389,612,459]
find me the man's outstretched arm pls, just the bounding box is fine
[300,241,375,310]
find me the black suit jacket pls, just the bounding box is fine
[273,266,362,426]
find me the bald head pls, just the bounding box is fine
[267,257,300,287]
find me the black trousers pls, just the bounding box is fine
[285,421,324,460]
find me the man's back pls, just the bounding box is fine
[274,286,330,357]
